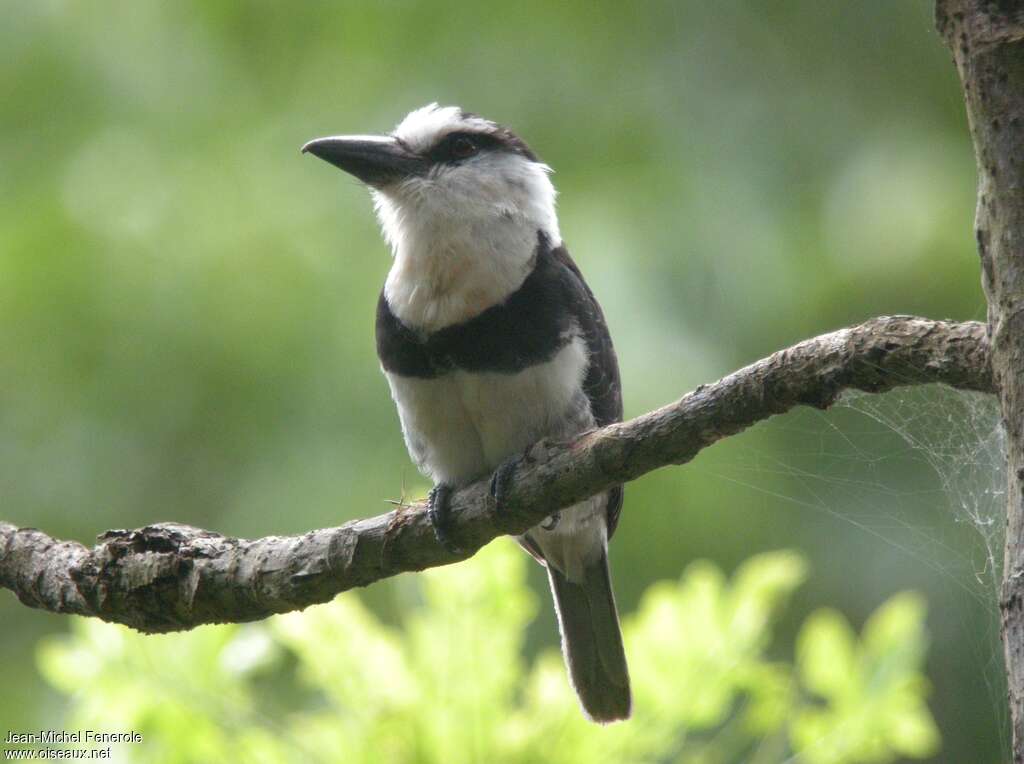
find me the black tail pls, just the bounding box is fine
[547,551,631,723]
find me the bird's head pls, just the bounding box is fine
[303,104,560,256]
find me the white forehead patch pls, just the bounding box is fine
[393,103,494,153]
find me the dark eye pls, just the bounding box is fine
[451,136,477,159]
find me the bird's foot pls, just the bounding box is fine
[488,455,560,528]
[489,458,518,516]
[427,484,461,554]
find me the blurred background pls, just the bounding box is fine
[1,0,1005,761]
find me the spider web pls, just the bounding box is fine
[840,387,1005,597]
[838,386,1009,759]
[697,383,1009,757]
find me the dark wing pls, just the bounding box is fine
[549,242,625,538]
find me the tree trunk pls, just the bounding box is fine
[936,3,1024,759]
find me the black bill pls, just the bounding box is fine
[302,136,425,187]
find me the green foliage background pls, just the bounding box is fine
[0,0,1004,761]
[37,543,938,763]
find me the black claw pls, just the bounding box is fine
[489,458,518,514]
[427,484,460,554]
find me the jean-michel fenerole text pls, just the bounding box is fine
[5,731,142,745]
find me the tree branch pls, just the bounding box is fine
[0,315,992,633]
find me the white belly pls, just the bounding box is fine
[384,337,590,485]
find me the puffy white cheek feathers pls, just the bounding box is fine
[375,152,560,333]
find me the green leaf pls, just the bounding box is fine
[791,591,938,763]
[797,609,858,700]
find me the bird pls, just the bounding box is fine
[303,104,630,723]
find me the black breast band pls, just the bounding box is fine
[376,232,576,378]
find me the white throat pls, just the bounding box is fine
[375,153,561,333]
